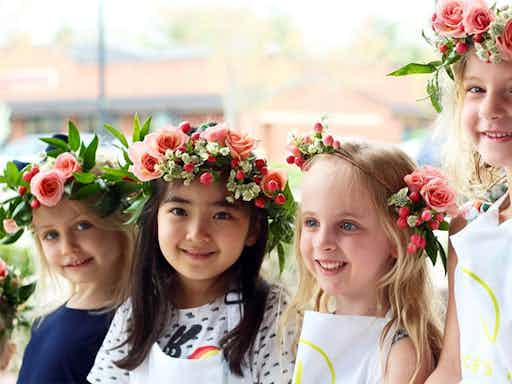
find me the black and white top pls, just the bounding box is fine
[87,285,294,384]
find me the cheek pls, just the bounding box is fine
[299,233,315,267]
[461,101,479,136]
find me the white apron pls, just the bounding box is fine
[292,311,393,384]
[130,292,252,384]
[451,194,512,383]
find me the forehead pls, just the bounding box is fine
[32,199,89,229]
[162,179,230,204]
[464,54,512,80]
[300,157,372,212]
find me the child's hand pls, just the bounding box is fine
[0,341,16,370]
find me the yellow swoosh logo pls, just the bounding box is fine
[294,338,336,384]
[461,267,500,342]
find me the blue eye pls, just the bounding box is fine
[76,221,93,231]
[43,230,59,241]
[170,208,187,216]
[304,218,319,228]
[467,86,484,93]
[213,211,232,220]
[340,222,358,232]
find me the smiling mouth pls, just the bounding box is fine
[181,249,217,259]
[482,131,512,140]
[315,259,348,273]
[65,258,93,268]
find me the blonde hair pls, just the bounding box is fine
[282,139,442,383]
[442,52,506,198]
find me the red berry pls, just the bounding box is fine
[407,242,418,254]
[267,180,279,192]
[191,132,201,141]
[398,207,410,218]
[439,44,449,54]
[411,234,426,248]
[255,159,266,169]
[230,159,239,168]
[455,41,468,55]
[435,213,445,222]
[396,217,408,229]
[294,157,305,168]
[236,170,245,181]
[421,209,433,222]
[199,172,213,185]
[286,155,295,164]
[333,140,341,149]
[207,155,217,163]
[18,186,27,196]
[255,197,266,208]
[30,199,40,209]
[473,33,484,43]
[429,220,440,230]
[260,166,268,175]
[253,176,262,184]
[291,146,301,157]
[31,167,40,176]
[176,145,187,153]
[179,121,191,134]
[184,162,195,173]
[314,122,323,133]
[432,13,437,23]
[409,191,420,203]
[323,135,334,146]
[274,193,286,205]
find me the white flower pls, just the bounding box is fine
[220,147,230,156]
[206,142,220,154]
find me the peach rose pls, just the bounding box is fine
[404,166,446,192]
[433,0,466,38]
[30,170,65,207]
[463,0,493,35]
[3,219,18,234]
[54,152,81,180]
[201,124,229,145]
[146,127,189,156]
[496,19,512,61]
[260,170,287,197]
[128,141,163,182]
[420,178,458,216]
[0,258,7,279]
[225,130,255,160]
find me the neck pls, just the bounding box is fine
[174,274,230,309]
[334,290,387,317]
[67,281,117,310]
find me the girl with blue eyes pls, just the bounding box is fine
[88,122,296,383]
[283,137,442,383]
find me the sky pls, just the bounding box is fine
[0,0,435,51]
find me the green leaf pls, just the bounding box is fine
[68,121,80,151]
[132,113,141,143]
[5,161,21,188]
[72,172,96,184]
[17,281,36,303]
[277,243,285,275]
[104,123,129,148]
[11,200,26,219]
[140,116,152,141]
[387,63,438,77]
[438,221,450,231]
[124,194,149,224]
[70,183,101,200]
[444,65,455,81]
[437,238,448,274]
[40,137,69,151]
[1,228,24,245]
[424,230,438,266]
[95,190,121,217]
[117,181,141,194]
[46,148,65,158]
[82,135,99,172]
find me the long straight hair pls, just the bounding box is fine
[116,178,270,376]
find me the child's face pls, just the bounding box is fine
[157,180,257,291]
[299,158,394,304]
[462,53,512,168]
[32,199,124,287]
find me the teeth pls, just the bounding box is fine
[485,132,512,138]
[69,259,88,266]
[317,260,345,271]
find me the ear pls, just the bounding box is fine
[245,216,261,247]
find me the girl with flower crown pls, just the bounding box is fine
[282,123,448,383]
[0,123,138,383]
[392,1,512,382]
[87,121,296,383]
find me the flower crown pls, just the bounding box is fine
[389,0,512,112]
[104,117,297,272]
[287,121,458,271]
[0,121,141,244]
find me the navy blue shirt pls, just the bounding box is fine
[17,305,114,384]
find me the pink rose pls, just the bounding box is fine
[404,166,446,193]
[0,258,7,279]
[496,19,512,61]
[225,130,255,160]
[420,178,459,216]
[463,0,494,35]
[30,170,65,207]
[260,170,287,197]
[3,219,18,234]
[145,127,189,156]
[128,141,163,182]
[201,124,229,145]
[54,152,81,180]
[433,0,466,38]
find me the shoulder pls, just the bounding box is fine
[386,337,431,384]
[449,213,467,236]
[262,285,290,321]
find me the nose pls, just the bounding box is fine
[313,226,337,253]
[479,91,506,121]
[61,232,80,255]
[185,217,211,243]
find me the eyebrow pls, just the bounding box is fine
[301,210,364,219]
[161,195,236,208]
